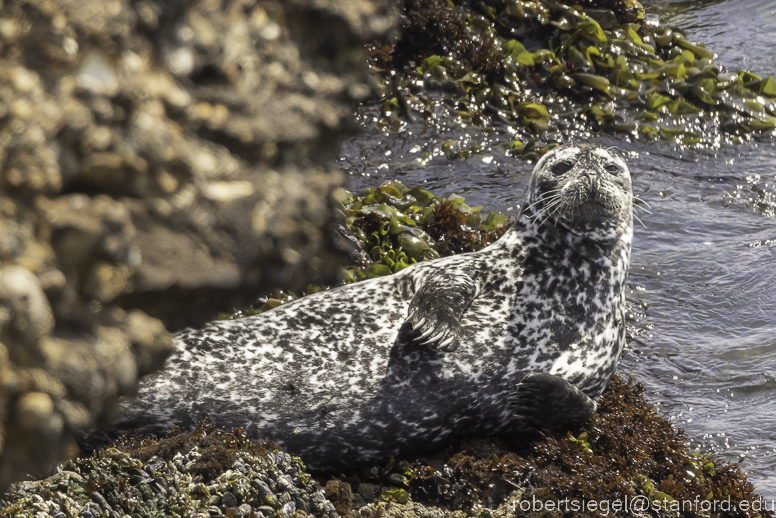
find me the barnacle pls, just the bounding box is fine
[2,426,338,517]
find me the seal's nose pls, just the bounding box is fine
[580,171,597,197]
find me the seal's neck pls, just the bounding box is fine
[502,210,632,277]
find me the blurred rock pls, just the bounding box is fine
[0,0,397,491]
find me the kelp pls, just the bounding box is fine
[367,0,776,150]
[344,181,509,278]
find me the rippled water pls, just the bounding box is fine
[340,0,776,500]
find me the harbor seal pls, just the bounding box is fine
[111,143,633,469]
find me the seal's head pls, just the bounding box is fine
[526,143,633,240]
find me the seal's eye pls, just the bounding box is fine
[604,163,620,174]
[552,161,574,175]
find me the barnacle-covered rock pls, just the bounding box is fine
[1,427,338,518]
[0,0,397,493]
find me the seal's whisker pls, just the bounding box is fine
[633,195,652,209]
[530,197,564,224]
[525,190,563,211]
[534,196,560,214]
[633,197,653,214]
[633,212,647,229]
[537,198,563,212]
[527,198,561,221]
[537,200,567,229]
[549,200,566,220]
[574,191,581,220]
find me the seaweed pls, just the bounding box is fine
[391,0,468,70]
[427,199,509,254]
[367,0,776,148]
[403,376,769,517]
[88,425,276,482]
[326,479,355,515]
[578,0,649,34]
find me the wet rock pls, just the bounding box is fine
[221,491,238,508]
[0,0,397,492]
[325,479,354,515]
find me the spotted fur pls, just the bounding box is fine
[114,144,633,470]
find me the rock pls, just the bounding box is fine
[0,0,398,491]
[15,392,57,433]
[0,266,54,348]
[1,431,339,518]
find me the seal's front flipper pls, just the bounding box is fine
[509,373,597,431]
[405,271,477,352]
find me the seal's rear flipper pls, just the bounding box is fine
[404,271,477,352]
[508,373,597,431]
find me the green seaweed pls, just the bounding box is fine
[367,0,776,150]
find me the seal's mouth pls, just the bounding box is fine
[529,187,621,227]
[559,186,620,218]
[580,195,618,213]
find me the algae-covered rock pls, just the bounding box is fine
[368,0,776,150]
[0,0,397,492]
[349,377,767,518]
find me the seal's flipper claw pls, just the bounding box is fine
[438,335,458,351]
[411,317,426,332]
[420,331,445,345]
[508,373,597,431]
[403,271,477,352]
[417,326,436,341]
[414,319,463,350]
